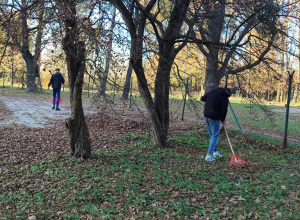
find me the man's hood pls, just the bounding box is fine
[218,88,232,97]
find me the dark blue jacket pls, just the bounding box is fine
[48,72,65,89]
[201,88,232,122]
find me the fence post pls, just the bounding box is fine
[129,77,133,108]
[181,77,189,121]
[87,74,90,98]
[283,71,295,149]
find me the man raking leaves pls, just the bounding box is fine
[201,87,232,162]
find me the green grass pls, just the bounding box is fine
[227,101,300,135]
[1,131,299,219]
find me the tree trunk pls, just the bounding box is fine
[19,0,44,92]
[122,62,133,100]
[152,43,175,147]
[199,1,225,92]
[99,6,116,96]
[111,0,190,148]
[292,21,300,103]
[20,0,36,92]
[11,59,14,86]
[62,1,91,158]
[276,83,280,102]
[22,52,37,92]
[205,52,223,92]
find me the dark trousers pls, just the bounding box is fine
[52,88,61,108]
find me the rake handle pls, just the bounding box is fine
[223,123,235,155]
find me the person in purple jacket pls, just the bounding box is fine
[48,68,65,111]
[201,87,232,162]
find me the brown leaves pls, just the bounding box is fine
[228,195,246,203]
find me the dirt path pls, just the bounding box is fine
[0,96,94,128]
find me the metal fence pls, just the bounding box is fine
[166,91,300,147]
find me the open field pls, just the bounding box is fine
[0,87,299,219]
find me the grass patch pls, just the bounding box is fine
[1,131,299,219]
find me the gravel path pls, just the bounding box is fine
[0,96,95,128]
[0,96,71,128]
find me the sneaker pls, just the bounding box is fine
[52,106,55,109]
[205,155,215,162]
[56,107,61,111]
[213,151,222,158]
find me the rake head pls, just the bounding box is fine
[230,154,247,165]
[49,97,62,104]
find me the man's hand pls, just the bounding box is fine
[48,87,49,90]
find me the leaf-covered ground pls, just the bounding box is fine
[0,94,299,219]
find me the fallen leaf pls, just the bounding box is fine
[171,191,179,198]
[238,215,246,220]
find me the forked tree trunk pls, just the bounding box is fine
[111,0,190,148]
[61,1,91,158]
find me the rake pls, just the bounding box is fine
[49,97,62,105]
[223,124,247,165]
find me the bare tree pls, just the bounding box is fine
[55,0,91,158]
[99,4,116,96]
[0,0,45,92]
[107,0,191,148]
[189,0,279,92]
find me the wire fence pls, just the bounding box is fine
[1,75,299,147]
[66,70,300,147]
[87,84,300,147]
[176,95,300,145]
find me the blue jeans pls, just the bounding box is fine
[204,117,220,154]
[52,88,61,108]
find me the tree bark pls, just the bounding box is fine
[11,57,14,86]
[122,62,133,100]
[61,1,91,158]
[22,52,37,92]
[152,42,175,146]
[19,0,44,92]
[196,0,225,92]
[195,0,277,93]
[205,51,223,92]
[122,0,190,148]
[99,6,116,96]
[292,20,300,103]
[20,0,36,92]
